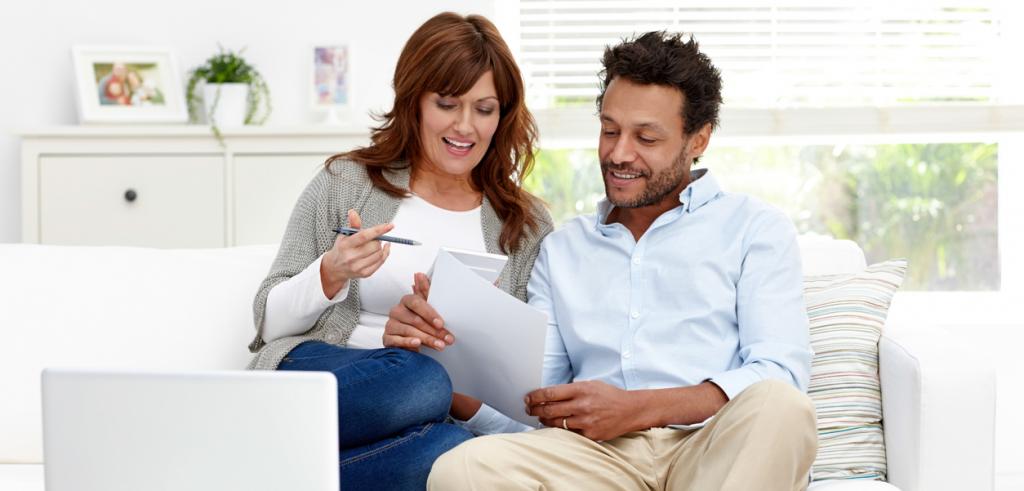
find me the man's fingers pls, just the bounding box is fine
[538,416,576,429]
[538,417,558,428]
[527,400,576,419]
[525,383,579,405]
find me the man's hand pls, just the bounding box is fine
[525,380,645,441]
[383,273,454,352]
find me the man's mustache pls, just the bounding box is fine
[600,161,650,178]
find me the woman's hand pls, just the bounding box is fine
[383,273,454,352]
[320,209,393,299]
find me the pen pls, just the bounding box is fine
[333,227,422,246]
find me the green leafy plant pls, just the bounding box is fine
[185,46,271,141]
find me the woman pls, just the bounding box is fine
[247,12,553,490]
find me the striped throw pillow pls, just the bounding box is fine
[804,260,907,482]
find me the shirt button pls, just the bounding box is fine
[632,258,641,265]
[623,350,632,359]
[631,311,640,319]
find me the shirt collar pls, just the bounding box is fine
[597,168,722,227]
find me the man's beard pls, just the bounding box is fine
[601,149,690,208]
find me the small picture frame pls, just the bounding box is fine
[311,44,352,124]
[72,46,187,124]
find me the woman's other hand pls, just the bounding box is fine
[320,209,393,298]
[383,273,454,352]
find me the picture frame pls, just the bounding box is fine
[310,44,352,124]
[72,46,187,124]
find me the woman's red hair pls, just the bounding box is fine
[327,12,540,253]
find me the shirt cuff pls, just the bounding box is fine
[261,253,350,344]
[708,367,764,401]
[455,403,534,436]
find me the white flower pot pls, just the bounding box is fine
[203,83,248,127]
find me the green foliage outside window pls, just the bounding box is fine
[524,149,605,222]
[524,142,999,291]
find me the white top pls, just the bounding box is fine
[262,195,486,348]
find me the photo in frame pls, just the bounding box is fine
[72,46,187,123]
[311,44,352,124]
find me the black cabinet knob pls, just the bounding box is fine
[124,189,138,203]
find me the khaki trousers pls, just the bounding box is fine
[428,379,818,491]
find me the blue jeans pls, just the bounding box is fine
[278,341,472,490]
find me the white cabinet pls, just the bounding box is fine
[232,155,326,246]
[39,156,225,248]
[21,126,368,248]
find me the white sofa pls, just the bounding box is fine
[0,239,995,490]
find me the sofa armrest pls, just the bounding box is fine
[879,329,995,491]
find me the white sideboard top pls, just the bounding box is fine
[18,124,370,138]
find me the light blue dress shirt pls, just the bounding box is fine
[460,169,812,435]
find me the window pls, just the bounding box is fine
[518,0,1014,108]
[526,141,999,291]
[510,0,1024,319]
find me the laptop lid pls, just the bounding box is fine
[41,368,339,491]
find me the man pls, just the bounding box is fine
[391,31,817,490]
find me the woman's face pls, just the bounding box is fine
[417,70,500,179]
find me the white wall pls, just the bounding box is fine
[0,0,501,243]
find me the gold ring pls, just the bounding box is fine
[562,417,569,430]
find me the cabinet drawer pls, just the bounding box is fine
[38,156,225,247]
[233,155,325,246]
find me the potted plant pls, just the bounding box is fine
[185,46,271,140]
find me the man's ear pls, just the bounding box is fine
[687,123,713,161]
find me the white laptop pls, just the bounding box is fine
[41,368,339,491]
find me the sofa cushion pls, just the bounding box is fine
[805,260,908,482]
[798,235,867,276]
[0,244,277,463]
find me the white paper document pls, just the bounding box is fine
[425,248,547,426]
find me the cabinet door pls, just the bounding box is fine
[38,156,225,248]
[233,155,326,246]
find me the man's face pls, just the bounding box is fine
[598,77,694,209]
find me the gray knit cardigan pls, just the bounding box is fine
[247,159,554,370]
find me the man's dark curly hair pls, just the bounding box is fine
[597,31,723,136]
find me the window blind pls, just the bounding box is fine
[518,0,1004,109]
